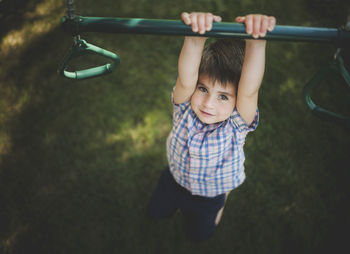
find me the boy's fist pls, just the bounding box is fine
[235,15,276,38]
[181,12,222,34]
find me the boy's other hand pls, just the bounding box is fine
[235,15,276,38]
[181,12,222,34]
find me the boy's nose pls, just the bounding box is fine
[202,95,215,109]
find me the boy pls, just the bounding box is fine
[148,12,276,241]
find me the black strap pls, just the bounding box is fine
[67,0,75,20]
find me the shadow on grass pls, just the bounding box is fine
[0,0,42,38]
[0,17,179,253]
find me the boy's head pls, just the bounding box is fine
[199,38,245,91]
[191,39,245,124]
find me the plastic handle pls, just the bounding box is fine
[302,56,350,128]
[58,39,120,80]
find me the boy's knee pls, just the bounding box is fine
[185,215,217,241]
[147,195,178,220]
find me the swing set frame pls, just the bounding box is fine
[58,0,350,128]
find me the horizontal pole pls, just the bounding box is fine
[62,16,350,46]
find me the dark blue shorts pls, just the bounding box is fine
[148,167,226,241]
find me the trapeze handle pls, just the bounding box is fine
[302,56,350,128]
[58,39,120,80]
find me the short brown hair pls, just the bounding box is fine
[199,39,245,91]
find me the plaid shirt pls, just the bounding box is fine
[166,99,259,197]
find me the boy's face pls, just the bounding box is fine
[191,75,236,124]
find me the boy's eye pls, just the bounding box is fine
[198,86,208,93]
[219,94,228,101]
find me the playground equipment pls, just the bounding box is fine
[58,0,350,128]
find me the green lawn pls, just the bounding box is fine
[1,0,350,253]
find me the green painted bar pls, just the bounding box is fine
[62,16,350,46]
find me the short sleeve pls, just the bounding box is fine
[230,107,259,133]
[171,90,191,126]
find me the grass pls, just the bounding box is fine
[1,0,350,253]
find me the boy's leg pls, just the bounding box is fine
[180,193,226,241]
[148,167,179,219]
[215,192,230,225]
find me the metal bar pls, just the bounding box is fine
[61,16,350,45]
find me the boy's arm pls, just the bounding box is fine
[173,37,206,104]
[235,15,276,126]
[236,40,266,125]
[173,12,222,104]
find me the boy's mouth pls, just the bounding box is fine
[200,110,214,117]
